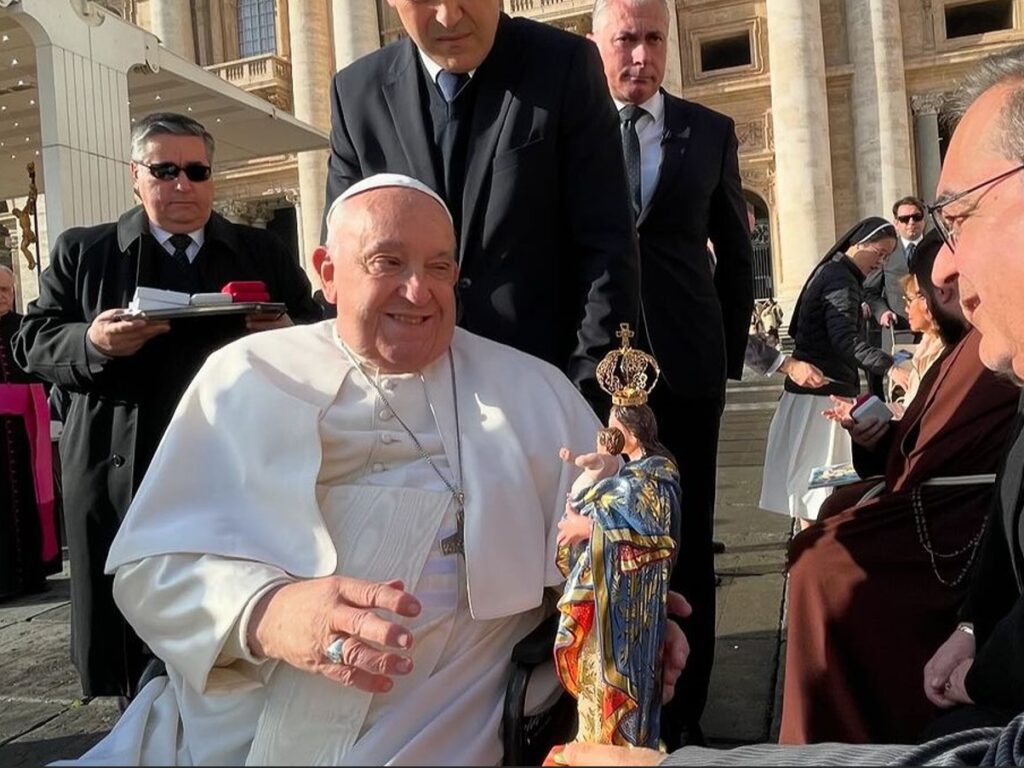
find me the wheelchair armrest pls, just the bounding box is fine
[511,613,559,667]
[136,656,167,694]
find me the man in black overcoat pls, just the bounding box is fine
[14,113,320,699]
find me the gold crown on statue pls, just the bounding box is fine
[597,323,661,407]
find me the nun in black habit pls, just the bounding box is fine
[759,217,897,526]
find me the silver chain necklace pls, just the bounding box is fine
[339,342,466,557]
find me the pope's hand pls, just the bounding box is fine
[247,576,421,693]
[87,309,170,357]
[662,591,692,704]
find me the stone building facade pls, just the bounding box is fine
[9,0,1024,310]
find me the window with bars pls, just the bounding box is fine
[238,0,277,57]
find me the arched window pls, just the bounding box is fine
[238,0,277,57]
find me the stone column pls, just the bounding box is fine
[845,0,914,216]
[662,0,683,97]
[912,92,945,201]
[766,0,835,311]
[148,0,196,61]
[289,0,334,279]
[333,0,380,70]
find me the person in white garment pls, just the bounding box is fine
[59,174,687,766]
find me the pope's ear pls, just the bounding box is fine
[313,246,337,302]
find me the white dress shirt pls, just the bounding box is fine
[613,90,666,217]
[417,49,476,94]
[149,222,205,263]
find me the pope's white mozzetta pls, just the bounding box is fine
[59,321,600,765]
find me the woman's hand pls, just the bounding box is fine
[822,395,855,424]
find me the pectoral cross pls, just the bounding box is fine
[440,490,465,557]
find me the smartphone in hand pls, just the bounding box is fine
[850,394,893,424]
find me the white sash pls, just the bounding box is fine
[245,484,451,765]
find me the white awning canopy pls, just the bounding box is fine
[0,0,326,233]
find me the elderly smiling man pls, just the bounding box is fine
[61,174,686,766]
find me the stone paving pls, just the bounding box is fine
[0,371,790,765]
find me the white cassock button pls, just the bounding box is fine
[381,379,396,392]
[372,463,386,473]
[380,433,397,445]
[378,408,393,421]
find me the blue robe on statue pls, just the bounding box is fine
[554,454,680,748]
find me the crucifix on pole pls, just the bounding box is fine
[11,162,41,282]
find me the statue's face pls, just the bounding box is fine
[316,188,459,373]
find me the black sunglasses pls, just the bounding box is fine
[137,161,213,183]
[896,213,924,224]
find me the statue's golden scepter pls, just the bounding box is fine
[12,162,39,273]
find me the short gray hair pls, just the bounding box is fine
[592,0,669,32]
[130,112,216,163]
[946,45,1024,162]
[0,264,14,281]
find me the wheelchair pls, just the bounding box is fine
[133,614,575,766]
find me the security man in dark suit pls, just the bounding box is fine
[589,0,754,747]
[323,0,639,408]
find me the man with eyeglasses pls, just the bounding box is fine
[918,46,1024,738]
[863,196,927,397]
[13,112,321,704]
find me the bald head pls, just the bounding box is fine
[314,183,459,373]
[0,265,14,317]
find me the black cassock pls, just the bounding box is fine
[14,207,321,696]
[0,311,59,600]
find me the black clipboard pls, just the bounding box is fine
[111,302,287,321]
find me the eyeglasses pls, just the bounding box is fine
[136,161,213,183]
[896,213,924,224]
[928,162,1024,252]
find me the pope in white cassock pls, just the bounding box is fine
[59,174,686,766]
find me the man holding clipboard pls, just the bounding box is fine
[13,113,320,704]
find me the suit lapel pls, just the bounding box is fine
[1005,393,1024,590]
[641,91,691,227]
[459,16,518,266]
[382,41,441,194]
